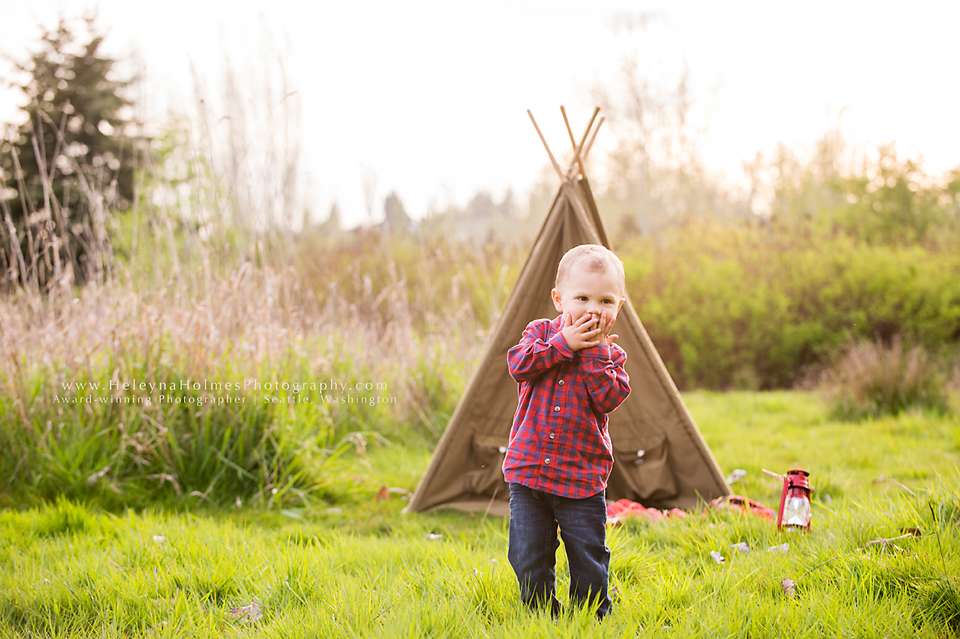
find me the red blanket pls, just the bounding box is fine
[606,495,776,525]
[606,498,686,524]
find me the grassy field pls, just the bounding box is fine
[2,392,959,638]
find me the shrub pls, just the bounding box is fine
[620,222,960,390]
[820,337,949,420]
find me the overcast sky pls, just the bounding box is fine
[3,1,959,226]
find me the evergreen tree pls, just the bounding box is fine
[383,191,412,233]
[0,15,142,290]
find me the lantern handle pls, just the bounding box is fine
[762,469,784,481]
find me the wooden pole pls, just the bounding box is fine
[582,117,605,163]
[566,107,600,180]
[561,105,584,178]
[560,106,577,150]
[527,109,565,180]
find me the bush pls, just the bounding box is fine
[620,222,960,390]
[820,337,949,420]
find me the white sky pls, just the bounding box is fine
[3,1,959,227]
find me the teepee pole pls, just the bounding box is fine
[560,106,577,149]
[582,117,605,162]
[560,106,584,178]
[565,107,600,180]
[527,110,565,180]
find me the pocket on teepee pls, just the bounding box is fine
[462,434,509,496]
[613,435,678,502]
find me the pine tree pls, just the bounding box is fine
[0,15,142,290]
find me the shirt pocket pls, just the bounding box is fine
[610,434,679,504]
[463,434,509,496]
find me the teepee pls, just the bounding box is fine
[406,109,729,516]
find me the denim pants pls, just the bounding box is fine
[507,483,612,618]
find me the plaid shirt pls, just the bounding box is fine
[503,314,631,499]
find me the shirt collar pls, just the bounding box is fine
[550,313,564,332]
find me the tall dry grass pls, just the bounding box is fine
[0,244,497,508]
[819,336,949,420]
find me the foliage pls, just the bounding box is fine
[0,258,475,509]
[618,221,960,390]
[293,229,522,337]
[820,337,949,421]
[382,191,412,233]
[0,15,145,290]
[755,133,960,247]
[418,187,538,248]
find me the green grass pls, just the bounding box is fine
[2,392,959,638]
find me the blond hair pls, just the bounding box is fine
[555,244,625,296]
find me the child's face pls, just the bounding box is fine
[551,265,625,324]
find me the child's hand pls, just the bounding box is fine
[561,312,601,351]
[561,312,603,351]
[598,311,619,347]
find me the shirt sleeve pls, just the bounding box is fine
[578,343,631,413]
[507,320,575,383]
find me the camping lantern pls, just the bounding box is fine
[775,469,813,530]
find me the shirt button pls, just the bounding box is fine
[558,380,564,386]
[544,458,551,465]
[554,406,560,412]
[549,433,555,439]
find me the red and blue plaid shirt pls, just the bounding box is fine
[503,314,631,499]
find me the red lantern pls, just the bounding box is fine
[775,469,813,530]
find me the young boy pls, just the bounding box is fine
[503,244,631,619]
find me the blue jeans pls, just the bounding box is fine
[507,483,612,618]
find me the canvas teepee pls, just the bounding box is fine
[406,109,729,516]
